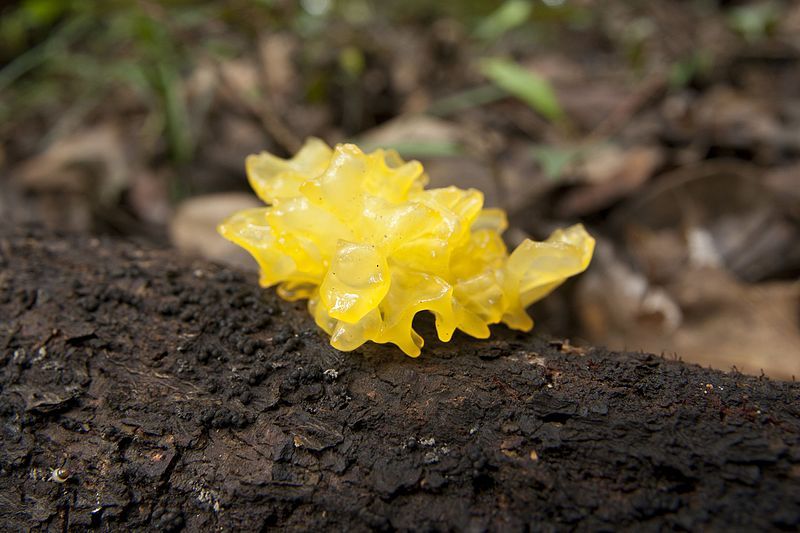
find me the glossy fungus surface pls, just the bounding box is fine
[219,138,595,356]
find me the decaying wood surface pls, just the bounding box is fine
[1,227,798,531]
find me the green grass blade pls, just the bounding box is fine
[479,57,565,122]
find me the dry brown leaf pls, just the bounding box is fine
[694,86,781,150]
[577,241,800,379]
[668,269,800,380]
[557,146,663,217]
[358,114,462,148]
[9,125,130,231]
[128,169,172,226]
[616,160,798,282]
[765,164,800,220]
[258,33,297,101]
[169,193,261,270]
[15,124,128,204]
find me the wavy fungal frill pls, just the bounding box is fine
[218,138,595,357]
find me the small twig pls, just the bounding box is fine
[585,72,668,142]
[250,93,302,155]
[253,47,302,154]
[216,64,301,154]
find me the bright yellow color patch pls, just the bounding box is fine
[219,138,595,357]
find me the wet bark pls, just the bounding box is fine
[1,227,798,531]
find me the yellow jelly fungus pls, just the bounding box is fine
[218,138,595,357]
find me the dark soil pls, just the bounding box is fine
[1,227,798,531]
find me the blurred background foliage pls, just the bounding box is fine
[1,0,799,378]
[0,0,594,164]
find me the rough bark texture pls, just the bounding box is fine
[1,227,798,531]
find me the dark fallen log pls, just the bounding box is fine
[0,227,798,531]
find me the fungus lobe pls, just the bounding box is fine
[219,138,594,356]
